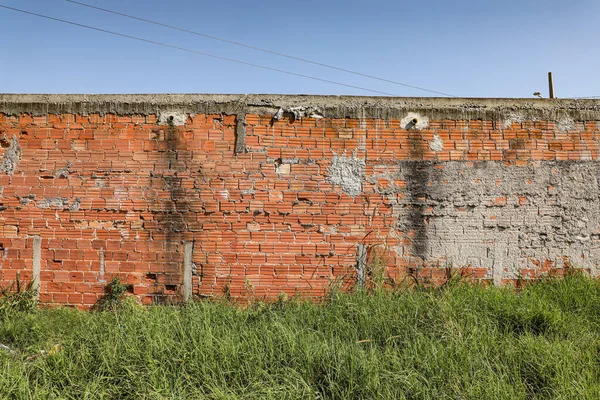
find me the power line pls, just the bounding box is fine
[0,4,400,97]
[66,0,456,98]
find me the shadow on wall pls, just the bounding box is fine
[149,115,191,302]
[403,119,437,267]
[405,160,430,261]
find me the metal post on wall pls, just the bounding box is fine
[548,72,555,99]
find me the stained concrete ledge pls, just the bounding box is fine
[1,94,600,121]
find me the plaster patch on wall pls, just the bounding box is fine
[429,134,443,152]
[37,197,68,209]
[0,135,21,175]
[502,113,525,128]
[273,106,324,121]
[386,161,600,280]
[276,163,291,175]
[366,166,400,196]
[556,115,575,132]
[18,194,35,205]
[55,162,72,178]
[68,198,81,211]
[273,108,284,121]
[37,197,80,210]
[158,111,187,126]
[401,113,429,130]
[327,153,365,196]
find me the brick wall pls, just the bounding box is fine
[1,95,600,308]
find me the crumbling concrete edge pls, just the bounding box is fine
[1,94,600,122]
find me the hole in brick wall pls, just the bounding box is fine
[165,284,177,291]
[145,273,157,281]
[20,130,28,137]
[0,137,10,148]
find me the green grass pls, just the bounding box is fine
[2,275,600,399]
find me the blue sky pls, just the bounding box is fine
[0,0,598,98]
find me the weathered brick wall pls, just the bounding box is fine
[1,95,600,308]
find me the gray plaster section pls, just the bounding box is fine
[0,135,21,175]
[55,162,72,178]
[556,114,576,131]
[327,153,366,196]
[37,197,66,209]
[68,198,81,211]
[32,236,41,301]
[503,112,527,128]
[1,94,600,122]
[373,161,600,281]
[183,241,194,303]
[37,197,80,210]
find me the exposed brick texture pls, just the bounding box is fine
[1,95,600,308]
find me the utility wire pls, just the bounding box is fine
[66,0,456,97]
[0,4,399,97]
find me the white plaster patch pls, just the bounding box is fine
[556,115,575,132]
[502,113,525,129]
[158,111,187,126]
[276,163,291,175]
[247,222,260,232]
[327,153,365,196]
[429,134,443,152]
[37,197,68,209]
[272,106,323,121]
[401,113,429,130]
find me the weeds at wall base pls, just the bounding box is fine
[0,273,37,319]
[94,276,135,312]
[2,274,600,398]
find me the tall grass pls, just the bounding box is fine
[2,275,600,399]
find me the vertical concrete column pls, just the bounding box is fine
[99,248,106,283]
[356,244,367,288]
[183,241,194,303]
[234,113,247,154]
[32,236,41,301]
